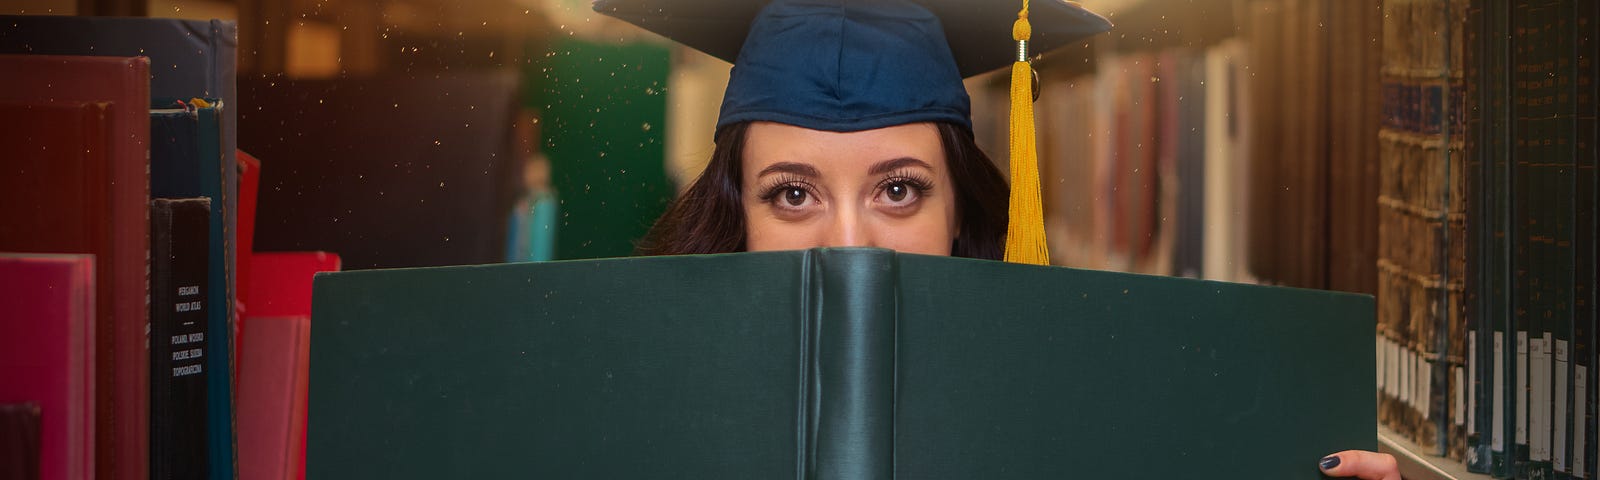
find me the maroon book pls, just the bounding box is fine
[0,254,96,480]
[0,54,151,480]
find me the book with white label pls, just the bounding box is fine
[150,198,211,480]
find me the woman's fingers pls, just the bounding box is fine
[1319,450,1400,480]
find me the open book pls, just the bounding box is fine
[309,248,1374,478]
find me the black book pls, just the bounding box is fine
[150,198,211,480]
[0,403,40,480]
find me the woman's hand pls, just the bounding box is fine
[1319,450,1400,480]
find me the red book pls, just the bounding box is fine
[235,150,262,367]
[0,54,150,480]
[244,252,341,319]
[238,252,338,480]
[0,254,96,480]
[235,316,309,480]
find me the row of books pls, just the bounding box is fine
[1028,45,1249,281]
[1369,0,1600,478]
[1025,0,1385,294]
[1002,1,1594,476]
[1025,0,1432,460]
[0,16,341,480]
[1461,0,1599,478]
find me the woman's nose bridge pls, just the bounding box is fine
[825,204,873,248]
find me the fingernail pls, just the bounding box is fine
[1319,455,1341,471]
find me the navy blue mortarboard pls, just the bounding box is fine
[592,0,1111,134]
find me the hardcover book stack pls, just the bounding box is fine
[1379,0,1600,477]
[1033,0,1382,293]
[0,16,296,480]
[1452,0,1600,478]
[1375,0,1470,461]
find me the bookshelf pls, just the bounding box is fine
[1380,424,1495,480]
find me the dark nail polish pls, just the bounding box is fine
[1319,455,1341,470]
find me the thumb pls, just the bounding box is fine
[1318,450,1400,480]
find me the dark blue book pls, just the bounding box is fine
[150,100,233,480]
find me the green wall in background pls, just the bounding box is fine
[529,36,673,260]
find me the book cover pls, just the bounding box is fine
[149,199,211,480]
[0,54,150,480]
[307,248,1374,479]
[0,254,96,480]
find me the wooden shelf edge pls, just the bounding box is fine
[1377,424,1497,480]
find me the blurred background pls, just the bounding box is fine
[0,0,1371,285]
[4,1,1595,477]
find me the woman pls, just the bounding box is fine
[604,0,1398,477]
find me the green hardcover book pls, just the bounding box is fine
[1514,2,1537,478]
[307,248,1375,479]
[1530,3,1554,478]
[1575,3,1598,479]
[1486,0,1521,475]
[1466,0,1494,471]
[1553,1,1580,477]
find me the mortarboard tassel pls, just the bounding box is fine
[1003,0,1050,265]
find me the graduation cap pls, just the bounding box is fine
[594,0,1112,265]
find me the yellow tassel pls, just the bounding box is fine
[1003,0,1049,266]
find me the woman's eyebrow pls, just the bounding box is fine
[868,157,933,176]
[757,161,821,178]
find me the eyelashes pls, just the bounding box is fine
[754,169,935,211]
[755,173,816,205]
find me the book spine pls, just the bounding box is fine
[1575,2,1598,478]
[1449,0,1473,460]
[1532,1,1559,477]
[804,249,895,480]
[1467,0,1493,470]
[1512,2,1536,477]
[1554,1,1579,477]
[149,198,211,480]
[1491,0,1516,476]
[195,106,236,480]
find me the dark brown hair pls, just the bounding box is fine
[634,121,1010,260]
